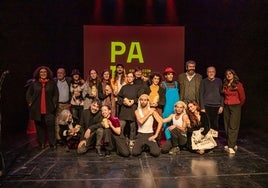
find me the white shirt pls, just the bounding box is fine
[137,108,154,133]
[172,113,187,137]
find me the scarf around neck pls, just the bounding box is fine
[39,78,49,114]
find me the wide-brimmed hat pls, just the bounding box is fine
[71,69,81,76]
[164,67,176,75]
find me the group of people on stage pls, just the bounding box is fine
[25,60,246,157]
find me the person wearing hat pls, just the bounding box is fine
[70,69,85,122]
[162,67,180,141]
[178,60,202,104]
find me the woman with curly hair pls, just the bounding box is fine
[222,69,246,154]
[26,66,59,149]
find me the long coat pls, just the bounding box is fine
[26,80,59,121]
[117,83,142,121]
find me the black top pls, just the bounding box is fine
[187,112,210,150]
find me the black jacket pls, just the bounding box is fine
[26,80,59,121]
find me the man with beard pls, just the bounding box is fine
[77,99,104,156]
[178,60,202,104]
[132,94,162,157]
[111,64,126,116]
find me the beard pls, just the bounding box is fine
[187,69,195,75]
[117,70,124,74]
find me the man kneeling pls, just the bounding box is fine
[132,94,162,157]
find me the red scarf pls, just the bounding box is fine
[39,78,49,114]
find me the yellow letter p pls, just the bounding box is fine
[111,42,126,63]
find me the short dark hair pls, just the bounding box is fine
[149,72,162,84]
[91,98,102,108]
[185,60,196,67]
[134,67,142,72]
[116,64,124,68]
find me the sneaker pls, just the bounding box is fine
[224,145,237,153]
[234,145,238,151]
[228,148,235,154]
[105,150,111,158]
[169,146,180,155]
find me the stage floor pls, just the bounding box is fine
[1,128,267,188]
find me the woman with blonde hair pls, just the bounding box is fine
[58,109,81,150]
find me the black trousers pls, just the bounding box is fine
[170,128,187,147]
[204,105,220,130]
[120,120,136,140]
[132,133,161,157]
[103,129,130,157]
[35,114,56,146]
[77,128,103,154]
[161,128,187,153]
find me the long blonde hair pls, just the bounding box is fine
[138,94,150,110]
[58,109,72,125]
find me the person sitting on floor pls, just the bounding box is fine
[77,99,104,156]
[132,94,163,157]
[83,105,130,157]
[161,101,189,155]
[187,101,210,155]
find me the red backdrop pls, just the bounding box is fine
[84,26,185,79]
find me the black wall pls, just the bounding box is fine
[0,1,267,135]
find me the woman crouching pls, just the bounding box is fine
[187,101,211,154]
[58,109,81,150]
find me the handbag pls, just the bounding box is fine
[191,128,217,150]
